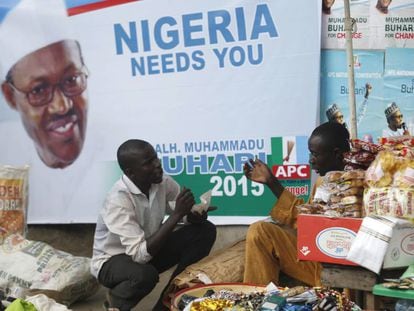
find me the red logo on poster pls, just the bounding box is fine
[272,165,310,180]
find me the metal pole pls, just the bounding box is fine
[344,0,357,139]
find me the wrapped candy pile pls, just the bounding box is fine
[176,286,361,311]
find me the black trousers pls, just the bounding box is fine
[98,220,216,311]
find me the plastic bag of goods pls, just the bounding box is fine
[0,165,29,237]
[363,187,414,219]
[365,151,403,188]
[0,234,99,306]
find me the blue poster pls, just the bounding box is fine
[320,50,385,141]
[384,48,414,135]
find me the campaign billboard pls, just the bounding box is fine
[0,0,321,223]
[321,0,414,50]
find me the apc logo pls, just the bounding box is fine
[272,165,310,180]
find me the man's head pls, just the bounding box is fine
[117,139,164,189]
[385,102,404,131]
[1,40,88,168]
[376,0,392,13]
[326,103,345,126]
[308,122,350,176]
[322,0,336,14]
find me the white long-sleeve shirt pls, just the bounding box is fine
[382,127,405,137]
[90,174,180,278]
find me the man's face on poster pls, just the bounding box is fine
[333,111,344,125]
[389,112,404,129]
[322,0,335,14]
[1,40,88,169]
[324,0,335,8]
[376,0,392,13]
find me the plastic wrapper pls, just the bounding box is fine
[336,179,364,191]
[340,195,362,205]
[363,187,414,218]
[302,169,364,218]
[314,288,362,311]
[333,187,364,198]
[297,202,362,218]
[325,203,362,218]
[378,136,414,148]
[313,183,337,203]
[258,294,286,310]
[0,165,29,238]
[324,170,365,186]
[344,163,369,171]
[378,136,414,159]
[328,195,342,204]
[339,170,365,182]
[324,171,343,183]
[178,294,198,310]
[186,297,233,310]
[351,138,384,154]
[393,163,414,188]
[365,151,402,188]
[343,151,376,167]
[297,203,325,215]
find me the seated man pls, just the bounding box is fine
[243,122,350,287]
[91,139,217,311]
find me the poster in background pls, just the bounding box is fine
[384,48,414,134]
[369,0,414,49]
[321,0,414,50]
[320,48,414,141]
[320,0,414,139]
[0,0,321,224]
[320,50,385,140]
[321,0,370,49]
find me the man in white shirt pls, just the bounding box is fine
[382,102,410,137]
[91,139,217,311]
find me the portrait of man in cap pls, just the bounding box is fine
[383,102,410,137]
[326,103,347,128]
[0,0,89,169]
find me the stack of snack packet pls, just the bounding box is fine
[364,149,414,219]
[378,136,414,158]
[343,139,383,171]
[298,170,365,218]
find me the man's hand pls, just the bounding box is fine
[244,159,275,185]
[364,83,372,99]
[174,187,195,218]
[244,159,284,198]
[187,206,217,224]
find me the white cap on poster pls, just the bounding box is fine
[0,0,75,79]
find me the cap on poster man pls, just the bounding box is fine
[0,0,75,78]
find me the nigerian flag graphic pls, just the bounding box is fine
[270,136,310,166]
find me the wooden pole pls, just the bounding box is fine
[344,0,357,139]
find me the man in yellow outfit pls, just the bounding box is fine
[243,122,350,286]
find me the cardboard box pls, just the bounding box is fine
[297,214,363,266]
[383,222,414,269]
